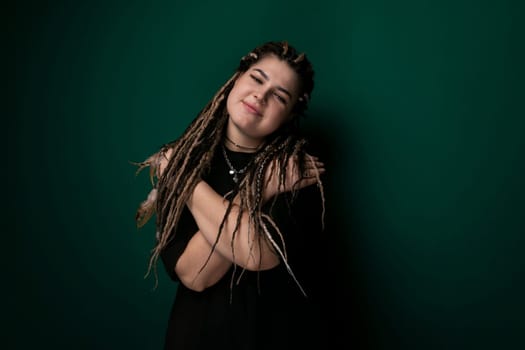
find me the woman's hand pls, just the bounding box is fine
[262,154,325,203]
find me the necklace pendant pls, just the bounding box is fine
[222,145,247,185]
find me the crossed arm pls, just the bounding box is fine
[159,149,325,292]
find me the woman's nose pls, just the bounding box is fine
[253,89,268,104]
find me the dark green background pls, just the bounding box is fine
[10,0,524,349]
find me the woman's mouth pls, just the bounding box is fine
[242,101,262,116]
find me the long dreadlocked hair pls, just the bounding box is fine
[134,41,325,290]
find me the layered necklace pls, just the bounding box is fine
[221,145,251,184]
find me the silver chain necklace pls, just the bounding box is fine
[222,145,249,183]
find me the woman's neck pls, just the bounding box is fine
[224,135,263,153]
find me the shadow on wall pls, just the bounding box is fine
[303,109,377,349]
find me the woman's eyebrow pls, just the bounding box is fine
[253,68,269,80]
[253,68,292,98]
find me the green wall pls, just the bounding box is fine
[11,0,523,349]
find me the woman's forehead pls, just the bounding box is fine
[249,55,300,92]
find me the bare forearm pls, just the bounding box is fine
[175,231,232,292]
[186,181,279,271]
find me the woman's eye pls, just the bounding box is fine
[274,93,287,104]
[250,75,263,84]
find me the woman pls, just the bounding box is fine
[135,41,326,349]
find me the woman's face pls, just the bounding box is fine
[226,55,300,146]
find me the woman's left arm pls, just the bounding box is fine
[186,154,324,272]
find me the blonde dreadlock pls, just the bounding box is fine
[134,41,324,289]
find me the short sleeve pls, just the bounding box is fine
[160,207,199,282]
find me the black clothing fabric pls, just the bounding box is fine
[160,147,325,350]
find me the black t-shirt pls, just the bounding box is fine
[160,147,325,350]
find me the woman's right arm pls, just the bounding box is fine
[159,149,232,292]
[175,231,232,292]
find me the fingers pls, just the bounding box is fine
[289,153,326,179]
[302,167,325,178]
[303,154,325,178]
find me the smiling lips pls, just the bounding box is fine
[242,101,262,116]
